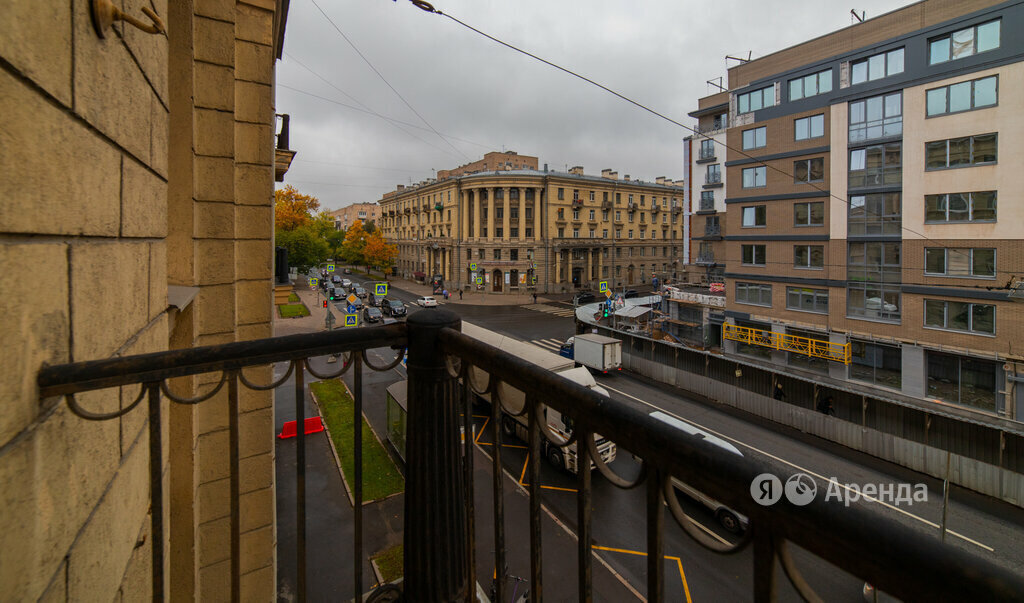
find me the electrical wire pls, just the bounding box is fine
[308,0,471,162]
[401,0,1004,283]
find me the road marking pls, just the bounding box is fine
[517,454,579,493]
[600,382,994,552]
[525,304,575,317]
[591,545,692,603]
[530,338,564,353]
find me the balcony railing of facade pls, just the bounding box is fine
[704,223,721,237]
[36,311,1023,601]
[698,145,716,160]
[699,197,715,212]
[704,173,722,185]
[697,251,716,264]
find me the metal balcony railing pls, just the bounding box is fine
[705,173,722,185]
[698,145,716,160]
[699,197,715,212]
[36,311,1024,601]
[704,223,721,237]
[697,251,716,264]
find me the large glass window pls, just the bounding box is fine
[786,287,828,313]
[849,143,901,187]
[789,69,833,101]
[850,340,902,389]
[924,248,995,278]
[851,48,904,84]
[741,244,766,266]
[794,202,824,226]
[848,241,901,283]
[737,85,775,114]
[742,205,766,227]
[794,114,824,140]
[928,20,1001,65]
[736,283,772,306]
[794,245,824,269]
[926,352,998,411]
[700,138,716,159]
[927,76,998,117]
[742,166,766,188]
[742,126,767,150]
[794,158,824,183]
[925,300,995,335]
[735,320,772,358]
[847,284,901,322]
[699,191,714,211]
[925,134,997,169]
[848,192,901,235]
[706,163,721,184]
[924,191,996,222]
[849,92,902,142]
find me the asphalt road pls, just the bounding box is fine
[283,273,1024,601]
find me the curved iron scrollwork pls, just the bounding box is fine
[65,382,149,421]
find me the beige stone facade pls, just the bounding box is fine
[0,1,287,599]
[379,158,685,294]
[330,202,381,232]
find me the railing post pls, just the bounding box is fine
[404,309,469,600]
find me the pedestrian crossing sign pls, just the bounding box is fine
[327,264,335,272]
[599,281,608,293]
[309,277,318,287]
[375,283,388,296]
[345,314,358,327]
[470,262,478,271]
[476,277,483,285]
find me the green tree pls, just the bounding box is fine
[325,229,346,262]
[340,220,368,267]
[276,225,328,273]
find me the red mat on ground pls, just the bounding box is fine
[277,416,325,439]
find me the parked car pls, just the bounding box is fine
[353,286,367,299]
[572,292,596,304]
[363,306,383,323]
[382,298,407,317]
[623,289,639,299]
[415,296,439,307]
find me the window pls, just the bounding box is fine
[602,229,608,238]
[927,351,998,411]
[615,211,621,222]
[926,134,997,169]
[699,139,716,159]
[589,229,596,238]
[601,210,609,221]
[589,209,595,220]
[557,188,564,200]
[927,76,998,117]
[628,230,633,239]
[848,241,901,283]
[849,192,901,235]
[928,19,1000,65]
[615,229,621,238]
[794,157,824,183]
[925,248,995,278]
[495,227,503,238]
[736,283,772,306]
[493,249,501,259]
[478,249,485,259]
[786,287,828,313]
[850,340,902,389]
[850,48,904,84]
[572,210,579,220]
[925,300,995,335]
[737,85,774,114]
[794,114,824,140]
[789,69,832,100]
[557,227,564,238]
[742,205,766,227]
[706,164,721,184]
[699,191,714,211]
[794,245,824,269]
[925,191,996,222]
[589,191,595,201]
[849,143,901,187]
[742,126,766,150]
[742,166,766,188]
[741,244,766,266]
[847,284,901,322]
[849,92,902,142]
[510,249,518,261]
[794,202,824,226]
[572,228,579,238]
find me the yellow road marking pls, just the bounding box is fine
[517,454,579,493]
[592,545,692,603]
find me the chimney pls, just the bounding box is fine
[569,166,584,175]
[601,169,618,180]
[623,174,630,181]
[656,176,666,185]
[397,185,405,191]
[544,163,548,172]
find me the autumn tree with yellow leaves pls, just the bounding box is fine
[274,185,320,231]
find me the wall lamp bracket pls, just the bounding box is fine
[91,0,166,39]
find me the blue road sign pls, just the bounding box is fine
[346,304,356,314]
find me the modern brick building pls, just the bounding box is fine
[329,202,381,231]
[378,156,686,294]
[701,0,1023,418]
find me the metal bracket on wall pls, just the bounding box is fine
[90,0,166,39]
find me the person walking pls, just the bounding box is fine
[458,288,463,300]
[817,395,835,416]
[773,382,786,401]
[532,292,538,304]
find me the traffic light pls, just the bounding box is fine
[602,302,610,318]
[323,300,328,308]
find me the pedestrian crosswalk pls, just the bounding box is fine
[526,303,576,318]
[530,338,565,353]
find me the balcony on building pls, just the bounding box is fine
[697,250,716,265]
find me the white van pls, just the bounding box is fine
[650,411,749,534]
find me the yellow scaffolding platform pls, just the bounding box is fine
[723,323,850,364]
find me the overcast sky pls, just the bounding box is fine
[276,0,914,212]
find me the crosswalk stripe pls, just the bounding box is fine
[530,339,564,352]
[526,304,575,317]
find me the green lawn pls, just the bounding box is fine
[278,303,310,318]
[371,544,403,584]
[310,379,404,502]
[288,292,300,303]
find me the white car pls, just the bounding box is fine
[415,296,438,307]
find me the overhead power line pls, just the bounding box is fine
[401,0,988,272]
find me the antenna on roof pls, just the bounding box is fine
[850,9,865,23]
[706,76,726,93]
[725,51,752,65]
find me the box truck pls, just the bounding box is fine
[559,333,623,374]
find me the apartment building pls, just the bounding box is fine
[716,0,1023,418]
[330,202,381,231]
[684,90,730,285]
[378,156,686,294]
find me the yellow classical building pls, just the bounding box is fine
[379,153,686,294]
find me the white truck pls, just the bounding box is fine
[463,322,617,473]
[559,333,623,374]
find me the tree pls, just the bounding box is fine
[274,185,320,231]
[309,210,336,239]
[325,229,346,262]
[362,220,376,235]
[340,220,368,267]
[363,230,398,274]
[275,225,328,273]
